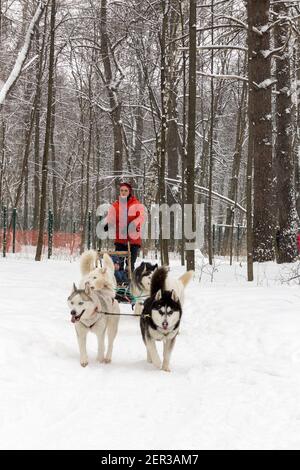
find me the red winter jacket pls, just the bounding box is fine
[106,196,145,246]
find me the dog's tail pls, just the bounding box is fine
[103,253,115,273]
[179,270,194,287]
[80,250,98,276]
[150,266,168,297]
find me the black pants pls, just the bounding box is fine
[114,243,140,272]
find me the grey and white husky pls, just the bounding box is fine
[132,261,158,316]
[140,267,193,372]
[67,283,120,367]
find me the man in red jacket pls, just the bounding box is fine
[105,182,145,273]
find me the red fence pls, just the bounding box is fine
[0,230,81,255]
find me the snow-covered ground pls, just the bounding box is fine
[0,254,300,450]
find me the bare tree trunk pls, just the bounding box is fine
[296,27,300,219]
[179,0,187,266]
[208,0,215,265]
[33,12,47,230]
[50,84,58,230]
[186,0,196,271]
[159,0,169,266]
[247,0,275,262]
[166,1,180,254]
[274,3,298,263]
[57,153,73,227]
[35,0,56,261]
[0,119,5,205]
[132,66,146,170]
[100,0,123,195]
[13,104,36,213]
[222,81,247,255]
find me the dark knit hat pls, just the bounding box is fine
[119,182,132,193]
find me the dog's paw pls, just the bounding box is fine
[161,365,171,372]
[153,361,161,369]
[97,357,105,363]
[104,358,112,364]
[80,361,88,367]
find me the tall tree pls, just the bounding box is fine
[186,0,196,271]
[99,0,123,195]
[158,0,169,266]
[35,0,56,261]
[273,3,298,263]
[247,0,275,262]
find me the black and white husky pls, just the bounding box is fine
[132,261,158,316]
[140,267,193,372]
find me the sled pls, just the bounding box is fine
[97,242,135,305]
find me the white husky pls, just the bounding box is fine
[79,250,117,292]
[68,250,119,367]
[68,282,120,367]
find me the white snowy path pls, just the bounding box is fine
[0,257,300,450]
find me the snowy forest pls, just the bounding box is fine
[0,0,300,278]
[2,1,300,451]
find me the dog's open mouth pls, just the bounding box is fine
[71,310,85,323]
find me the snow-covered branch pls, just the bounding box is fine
[253,78,277,89]
[0,1,48,106]
[197,71,248,82]
[179,45,247,53]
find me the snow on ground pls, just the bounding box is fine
[0,254,300,450]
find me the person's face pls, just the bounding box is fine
[120,187,130,198]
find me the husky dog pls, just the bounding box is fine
[140,267,193,372]
[67,282,120,367]
[79,250,117,292]
[131,261,158,316]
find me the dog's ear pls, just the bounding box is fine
[84,282,91,295]
[155,289,162,301]
[72,283,77,293]
[171,290,179,303]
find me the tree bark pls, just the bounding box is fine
[274,3,298,263]
[186,0,197,271]
[100,0,123,195]
[0,119,5,206]
[222,81,247,255]
[247,0,275,262]
[159,0,169,266]
[35,0,56,261]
